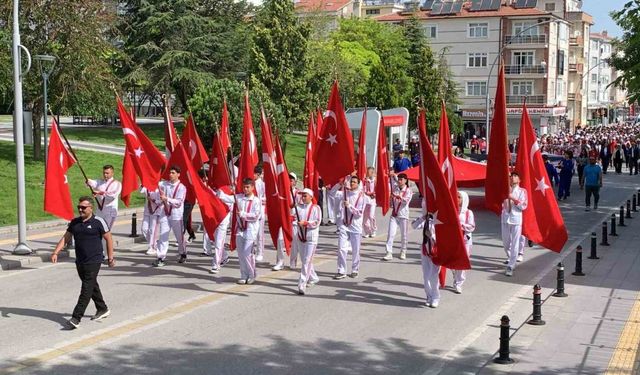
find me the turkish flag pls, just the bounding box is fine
[375,115,391,216]
[44,119,76,221]
[356,106,368,180]
[163,104,180,159]
[313,81,355,186]
[485,64,511,215]
[275,124,294,255]
[303,112,319,198]
[418,109,470,270]
[316,108,324,140]
[208,130,232,189]
[220,99,232,155]
[236,91,258,191]
[260,108,294,254]
[515,103,568,252]
[120,149,138,207]
[167,142,230,239]
[117,98,165,191]
[181,114,209,171]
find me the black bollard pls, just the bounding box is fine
[129,213,139,238]
[633,194,638,213]
[572,246,585,276]
[588,232,599,259]
[493,315,514,364]
[600,221,609,246]
[637,189,640,207]
[527,284,546,325]
[552,262,568,297]
[627,200,633,219]
[610,214,618,236]
[619,206,626,227]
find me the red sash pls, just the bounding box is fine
[96,179,115,211]
[164,183,183,216]
[343,192,362,227]
[297,204,317,243]
[238,198,254,231]
[391,187,409,217]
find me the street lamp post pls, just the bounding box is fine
[12,0,34,255]
[34,54,57,171]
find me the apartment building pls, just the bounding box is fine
[295,0,357,29]
[376,0,569,138]
[587,31,616,125]
[565,10,592,130]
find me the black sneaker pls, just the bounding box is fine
[333,273,346,280]
[187,235,196,244]
[221,257,230,266]
[153,259,166,267]
[178,255,187,264]
[68,317,80,329]
[91,309,111,321]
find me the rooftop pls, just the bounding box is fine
[295,0,353,12]
[376,0,553,21]
[590,30,614,41]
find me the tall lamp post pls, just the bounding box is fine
[33,54,57,171]
[12,0,34,255]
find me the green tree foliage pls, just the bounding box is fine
[0,0,120,160]
[119,0,252,110]
[611,2,640,103]
[250,0,311,131]
[0,28,11,110]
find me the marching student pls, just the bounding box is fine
[254,166,267,262]
[153,165,187,267]
[235,178,262,284]
[206,185,235,274]
[382,173,413,261]
[362,167,377,238]
[86,164,122,230]
[334,175,365,279]
[271,173,301,272]
[414,207,440,308]
[501,172,528,277]
[452,191,475,294]
[293,188,322,295]
[140,186,160,256]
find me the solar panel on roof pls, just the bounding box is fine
[513,0,527,8]
[430,0,444,14]
[488,0,501,10]
[451,1,463,13]
[441,1,453,13]
[469,0,482,11]
[525,0,537,7]
[422,0,435,10]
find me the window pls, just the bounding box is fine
[423,25,437,39]
[557,50,565,75]
[466,81,487,96]
[365,9,380,15]
[591,73,597,83]
[468,23,488,38]
[467,53,488,67]
[513,21,538,36]
[591,57,598,67]
[602,59,609,68]
[512,51,535,66]
[558,23,567,41]
[590,90,597,101]
[591,41,598,51]
[556,80,564,97]
[511,81,534,96]
[545,2,556,11]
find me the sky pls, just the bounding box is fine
[581,0,626,37]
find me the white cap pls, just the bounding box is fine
[298,188,314,198]
[289,172,297,180]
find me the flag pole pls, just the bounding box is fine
[54,112,96,200]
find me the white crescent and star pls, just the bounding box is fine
[134,147,144,158]
[323,110,339,146]
[441,158,453,188]
[530,141,540,165]
[249,129,256,156]
[535,176,551,196]
[189,140,197,159]
[122,128,138,140]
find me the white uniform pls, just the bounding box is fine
[501,186,528,270]
[453,192,476,288]
[336,188,365,275]
[327,184,341,224]
[254,178,266,260]
[385,184,413,254]
[156,180,187,260]
[87,177,122,229]
[140,187,160,252]
[293,203,322,292]
[204,188,234,269]
[235,194,262,280]
[420,215,441,306]
[362,177,377,236]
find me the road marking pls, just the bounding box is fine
[605,293,640,375]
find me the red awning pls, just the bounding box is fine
[405,156,487,188]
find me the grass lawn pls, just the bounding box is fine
[0,115,12,122]
[283,133,306,178]
[0,140,144,226]
[62,123,183,150]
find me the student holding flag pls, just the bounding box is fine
[382,173,413,261]
[293,188,322,295]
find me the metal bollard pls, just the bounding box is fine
[637,189,640,207]
[619,206,626,227]
[129,213,139,238]
[600,221,609,246]
[553,262,568,297]
[588,232,599,259]
[527,284,546,325]
[633,194,638,212]
[493,315,514,364]
[627,200,633,219]
[610,214,618,236]
[572,246,585,276]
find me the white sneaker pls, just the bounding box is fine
[399,250,407,260]
[454,285,462,294]
[246,278,255,285]
[372,231,377,237]
[430,300,440,308]
[271,263,284,271]
[516,255,524,263]
[236,279,246,285]
[505,267,513,277]
[209,266,219,274]
[146,248,157,256]
[255,255,264,262]
[382,252,393,261]
[308,278,319,286]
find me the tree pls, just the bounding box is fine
[0,27,12,112]
[119,0,252,111]
[611,2,640,103]
[250,0,311,131]
[0,0,120,160]
[437,49,463,135]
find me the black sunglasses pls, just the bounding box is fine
[77,205,91,210]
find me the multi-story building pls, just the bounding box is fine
[361,0,404,18]
[587,31,614,125]
[294,0,357,30]
[565,10,593,130]
[377,0,569,138]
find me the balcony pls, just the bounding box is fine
[504,34,547,45]
[568,93,583,101]
[569,36,583,46]
[506,95,545,105]
[504,65,546,75]
[569,63,584,74]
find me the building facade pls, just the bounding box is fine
[565,10,592,130]
[587,31,614,125]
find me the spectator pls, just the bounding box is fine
[393,150,412,173]
[583,156,602,211]
[576,148,588,189]
[613,144,624,174]
[542,154,559,188]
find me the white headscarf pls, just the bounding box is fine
[458,191,470,215]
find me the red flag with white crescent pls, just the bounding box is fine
[44,119,77,220]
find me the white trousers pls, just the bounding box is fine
[421,254,441,304]
[453,242,472,287]
[275,227,300,268]
[385,216,408,253]
[236,233,256,279]
[204,219,230,263]
[97,210,117,230]
[297,240,318,291]
[501,222,522,269]
[337,229,361,274]
[157,217,186,260]
[327,189,337,223]
[142,214,159,250]
[255,206,266,258]
[518,235,526,256]
[363,203,377,236]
